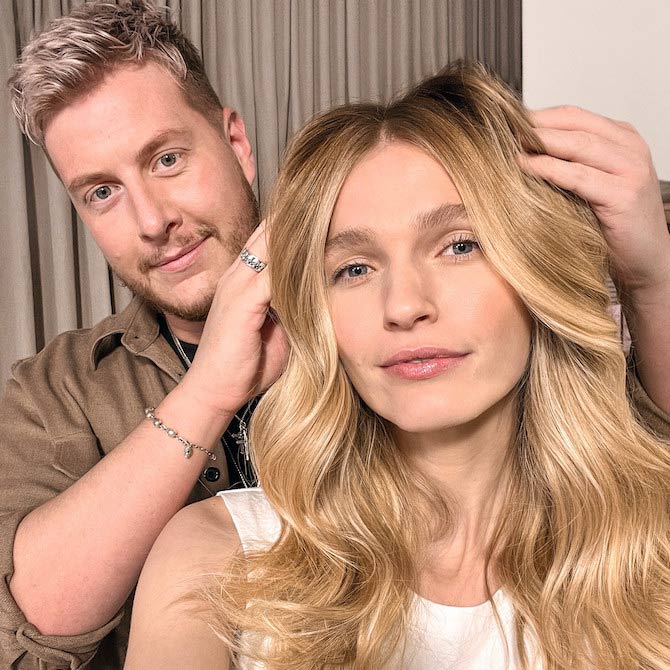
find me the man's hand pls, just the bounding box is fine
[180,220,289,417]
[519,106,670,414]
[518,105,670,293]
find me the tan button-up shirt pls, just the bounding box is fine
[0,297,230,669]
[0,296,669,669]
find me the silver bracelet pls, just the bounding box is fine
[144,408,216,461]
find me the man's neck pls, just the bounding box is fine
[163,313,205,345]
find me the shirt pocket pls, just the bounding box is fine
[53,432,102,481]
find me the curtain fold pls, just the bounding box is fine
[1,0,36,363]
[0,0,522,382]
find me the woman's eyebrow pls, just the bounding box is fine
[412,203,468,231]
[324,229,374,258]
[324,204,468,258]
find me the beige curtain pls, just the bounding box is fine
[0,0,521,383]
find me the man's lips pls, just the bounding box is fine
[380,348,469,381]
[154,237,208,273]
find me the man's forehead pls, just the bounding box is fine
[43,64,203,183]
[44,62,190,140]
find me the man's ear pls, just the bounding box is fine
[222,107,255,185]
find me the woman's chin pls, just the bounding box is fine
[385,410,477,436]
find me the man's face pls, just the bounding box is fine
[44,61,259,321]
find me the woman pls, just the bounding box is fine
[125,63,670,669]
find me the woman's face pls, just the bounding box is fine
[325,141,532,434]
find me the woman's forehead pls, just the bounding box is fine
[328,141,463,239]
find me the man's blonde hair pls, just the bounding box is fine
[9,0,222,146]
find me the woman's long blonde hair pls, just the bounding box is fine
[201,62,670,669]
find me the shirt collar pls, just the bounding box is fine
[90,295,162,369]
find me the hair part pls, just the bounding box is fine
[8,0,223,146]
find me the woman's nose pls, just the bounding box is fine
[382,267,437,330]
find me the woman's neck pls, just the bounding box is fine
[395,392,516,522]
[394,392,517,604]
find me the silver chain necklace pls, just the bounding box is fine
[164,320,254,489]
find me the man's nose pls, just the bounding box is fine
[129,181,182,240]
[382,266,437,330]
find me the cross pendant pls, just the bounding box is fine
[232,420,249,461]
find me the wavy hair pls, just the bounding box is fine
[200,62,670,669]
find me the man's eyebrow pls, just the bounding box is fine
[68,171,114,196]
[67,128,194,195]
[134,128,193,166]
[324,204,468,258]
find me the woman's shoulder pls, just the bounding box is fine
[154,495,242,574]
[124,497,241,669]
[173,494,241,537]
[158,487,280,566]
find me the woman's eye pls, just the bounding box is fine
[444,238,479,257]
[333,263,370,283]
[91,185,113,202]
[346,264,368,277]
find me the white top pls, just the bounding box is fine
[218,488,538,669]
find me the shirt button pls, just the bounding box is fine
[203,467,220,482]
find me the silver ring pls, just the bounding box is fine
[240,248,267,273]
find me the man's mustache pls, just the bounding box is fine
[138,224,221,273]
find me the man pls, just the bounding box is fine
[2,2,669,669]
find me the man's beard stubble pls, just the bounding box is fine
[112,176,260,322]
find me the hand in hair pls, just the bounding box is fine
[518,106,670,414]
[517,106,669,292]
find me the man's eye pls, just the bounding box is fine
[92,185,113,201]
[158,153,179,168]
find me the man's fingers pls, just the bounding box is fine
[233,220,269,273]
[517,152,620,206]
[529,106,637,146]
[245,219,268,252]
[533,127,637,176]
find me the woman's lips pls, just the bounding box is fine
[382,354,469,380]
[155,237,208,273]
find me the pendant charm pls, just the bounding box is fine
[184,444,193,458]
[233,420,250,461]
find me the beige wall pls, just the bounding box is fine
[523,0,670,179]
